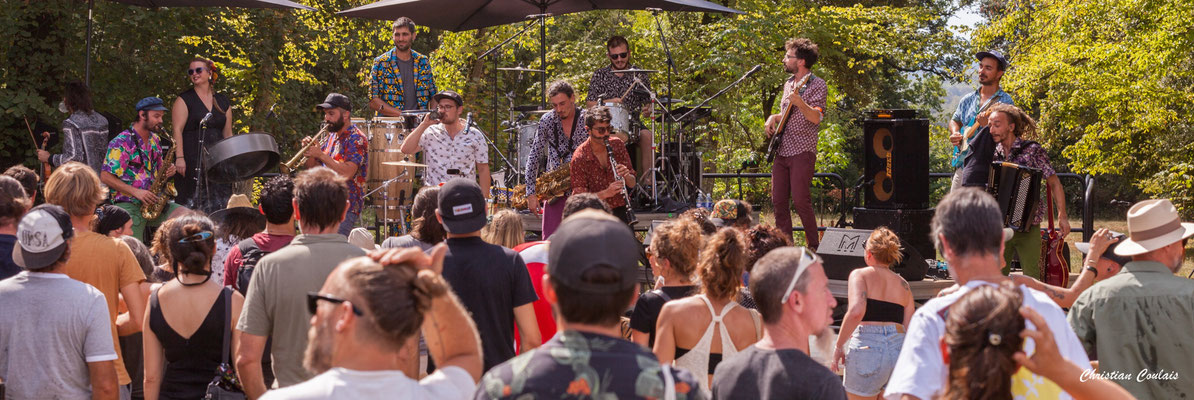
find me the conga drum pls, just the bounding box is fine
[367,117,417,221]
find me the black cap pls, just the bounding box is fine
[315,93,352,112]
[94,205,131,236]
[431,90,464,107]
[975,50,1008,70]
[437,178,486,234]
[547,211,642,294]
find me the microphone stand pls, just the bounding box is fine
[468,115,519,179]
[479,16,542,185]
[648,8,675,145]
[197,113,212,213]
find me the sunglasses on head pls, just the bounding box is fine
[187,67,205,75]
[307,292,364,316]
[780,247,822,305]
[609,52,628,60]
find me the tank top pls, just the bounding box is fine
[673,295,761,394]
[861,298,905,324]
[148,286,230,400]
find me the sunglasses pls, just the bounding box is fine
[609,52,629,60]
[307,292,364,316]
[591,126,611,133]
[780,247,822,305]
[187,67,205,75]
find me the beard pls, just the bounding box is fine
[303,316,335,375]
[327,116,348,133]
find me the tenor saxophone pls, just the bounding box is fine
[280,123,330,174]
[141,132,178,220]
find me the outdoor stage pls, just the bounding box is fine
[518,210,764,232]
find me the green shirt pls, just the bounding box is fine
[1068,261,1194,399]
[237,233,366,387]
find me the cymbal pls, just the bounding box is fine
[656,97,683,104]
[498,66,545,73]
[381,161,427,168]
[525,110,550,115]
[612,68,659,74]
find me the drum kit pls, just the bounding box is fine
[492,66,709,211]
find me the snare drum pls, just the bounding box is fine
[603,102,638,144]
[363,117,417,219]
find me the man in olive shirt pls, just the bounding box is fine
[236,167,367,398]
[1069,199,1194,399]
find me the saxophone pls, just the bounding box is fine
[141,131,178,220]
[511,162,570,209]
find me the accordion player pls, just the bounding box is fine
[987,161,1043,233]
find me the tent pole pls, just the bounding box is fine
[85,0,94,86]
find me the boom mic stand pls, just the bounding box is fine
[479,16,544,186]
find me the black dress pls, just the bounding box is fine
[149,286,231,400]
[176,88,233,213]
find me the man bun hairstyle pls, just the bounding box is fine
[4,165,38,199]
[699,228,749,300]
[784,37,819,68]
[293,167,349,231]
[340,257,453,350]
[866,227,904,266]
[985,103,1038,139]
[165,214,217,276]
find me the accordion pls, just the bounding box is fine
[987,162,1043,232]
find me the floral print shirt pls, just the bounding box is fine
[476,330,705,400]
[370,49,437,110]
[570,137,632,209]
[103,129,164,204]
[994,138,1056,226]
[318,124,369,215]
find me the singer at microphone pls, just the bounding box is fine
[173,61,234,214]
[399,90,491,198]
[764,37,828,250]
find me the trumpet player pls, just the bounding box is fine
[303,93,368,236]
[569,105,636,225]
[100,97,191,241]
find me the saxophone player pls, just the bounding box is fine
[304,93,369,236]
[569,105,636,225]
[100,97,190,240]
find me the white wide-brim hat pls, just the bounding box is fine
[1114,199,1194,256]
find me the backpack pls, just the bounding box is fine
[234,238,270,295]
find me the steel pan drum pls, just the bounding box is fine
[204,133,280,183]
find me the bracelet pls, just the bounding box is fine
[1084,264,1099,278]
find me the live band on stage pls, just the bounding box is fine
[77,16,1056,256]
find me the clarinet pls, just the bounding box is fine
[605,138,638,226]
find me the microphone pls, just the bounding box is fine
[745,64,763,78]
[199,112,213,129]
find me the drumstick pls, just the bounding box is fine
[619,76,640,100]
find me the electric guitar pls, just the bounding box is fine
[949,96,999,168]
[765,73,813,163]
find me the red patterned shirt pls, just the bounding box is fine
[777,73,828,157]
[570,137,633,209]
[319,124,369,215]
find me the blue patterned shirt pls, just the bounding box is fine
[370,49,437,110]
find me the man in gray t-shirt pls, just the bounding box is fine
[0,204,118,399]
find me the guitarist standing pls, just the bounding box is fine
[764,38,827,250]
[948,50,1014,191]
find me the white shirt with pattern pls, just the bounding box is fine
[416,123,489,186]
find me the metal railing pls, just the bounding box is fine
[703,171,1096,241]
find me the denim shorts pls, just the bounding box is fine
[843,324,905,396]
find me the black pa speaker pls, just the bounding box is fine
[818,227,929,282]
[853,207,936,262]
[863,116,930,209]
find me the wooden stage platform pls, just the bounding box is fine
[519,211,762,232]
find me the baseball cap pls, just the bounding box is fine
[975,50,1008,69]
[1074,231,1131,266]
[431,90,464,107]
[710,199,749,227]
[135,97,168,112]
[437,178,486,234]
[315,93,352,112]
[547,210,642,294]
[14,204,74,270]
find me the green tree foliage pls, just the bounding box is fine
[974,0,1194,213]
[1,0,967,217]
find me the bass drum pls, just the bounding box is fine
[362,117,417,221]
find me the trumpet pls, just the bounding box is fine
[281,123,329,174]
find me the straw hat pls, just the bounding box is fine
[1114,199,1194,256]
[209,194,266,227]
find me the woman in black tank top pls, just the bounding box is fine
[172,57,233,213]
